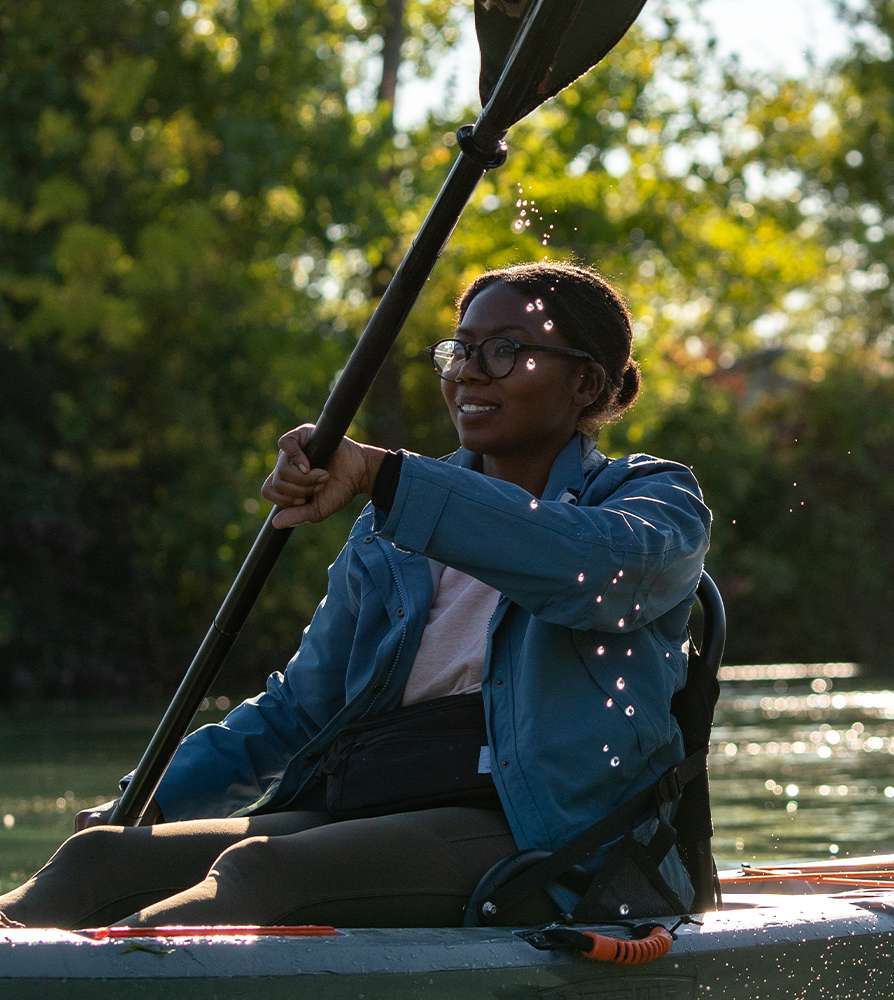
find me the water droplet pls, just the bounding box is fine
[793,481,797,487]
[616,677,625,690]
[516,199,523,207]
[2,814,14,829]
[526,357,536,370]
[617,570,624,578]
[625,705,635,717]
[519,209,527,217]
[534,298,544,310]
[610,756,620,768]
[665,651,671,659]
[611,577,618,585]
[595,595,603,604]
[603,744,610,752]
[731,518,737,525]
[512,219,524,233]
[525,301,535,312]
[617,618,625,628]
[634,603,641,612]
[577,572,585,583]
[596,645,605,656]
[543,319,554,331]
[529,498,539,510]
[524,219,531,227]
[606,697,614,708]
[626,648,632,657]
[829,843,839,855]
[619,903,629,915]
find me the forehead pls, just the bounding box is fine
[459,281,566,346]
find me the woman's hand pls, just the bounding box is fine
[261,424,387,529]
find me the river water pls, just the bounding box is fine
[1,661,892,893]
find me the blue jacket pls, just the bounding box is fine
[152,434,710,897]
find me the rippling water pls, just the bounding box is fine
[711,662,894,867]
[1,664,892,892]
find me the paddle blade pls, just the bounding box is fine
[474,0,648,125]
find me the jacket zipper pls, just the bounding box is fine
[360,540,409,720]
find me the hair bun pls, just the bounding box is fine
[615,360,641,409]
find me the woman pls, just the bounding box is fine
[0,262,710,930]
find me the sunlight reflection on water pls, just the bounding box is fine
[711,661,894,867]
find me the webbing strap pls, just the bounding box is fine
[481,749,708,918]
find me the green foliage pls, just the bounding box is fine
[0,0,892,701]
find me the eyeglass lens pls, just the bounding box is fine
[432,338,517,380]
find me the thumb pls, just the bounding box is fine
[279,434,300,456]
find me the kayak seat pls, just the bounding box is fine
[464,570,726,925]
[671,570,726,911]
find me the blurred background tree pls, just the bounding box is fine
[0,0,891,701]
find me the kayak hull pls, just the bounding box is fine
[2,891,893,1000]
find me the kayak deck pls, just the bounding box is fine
[2,858,893,999]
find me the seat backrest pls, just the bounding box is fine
[670,571,726,910]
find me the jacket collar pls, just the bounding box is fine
[447,432,607,501]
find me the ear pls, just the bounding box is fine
[572,362,605,411]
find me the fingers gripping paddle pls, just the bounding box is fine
[110,0,648,827]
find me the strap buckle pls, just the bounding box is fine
[656,768,682,803]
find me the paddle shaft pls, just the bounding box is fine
[109,150,492,826]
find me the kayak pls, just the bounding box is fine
[1,855,892,999]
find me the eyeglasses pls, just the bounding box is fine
[427,337,594,382]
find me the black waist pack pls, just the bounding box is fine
[319,693,501,819]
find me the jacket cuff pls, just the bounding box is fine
[373,453,452,550]
[370,450,404,512]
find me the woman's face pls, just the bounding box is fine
[441,281,595,461]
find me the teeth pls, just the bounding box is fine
[459,403,498,413]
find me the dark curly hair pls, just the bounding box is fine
[457,262,641,436]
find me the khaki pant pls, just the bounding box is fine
[0,806,541,929]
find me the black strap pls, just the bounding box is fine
[455,124,509,169]
[623,822,688,914]
[576,820,685,919]
[481,748,708,917]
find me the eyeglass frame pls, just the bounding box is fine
[426,336,596,382]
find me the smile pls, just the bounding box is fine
[457,403,499,414]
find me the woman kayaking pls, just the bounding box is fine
[0,261,710,930]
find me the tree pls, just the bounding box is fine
[1,0,891,697]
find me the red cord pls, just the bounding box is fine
[82,925,339,939]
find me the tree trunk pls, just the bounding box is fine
[363,0,409,449]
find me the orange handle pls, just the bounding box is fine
[581,926,673,965]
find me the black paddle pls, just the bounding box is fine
[110,0,648,826]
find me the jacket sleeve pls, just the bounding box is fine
[133,542,358,821]
[373,453,710,633]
